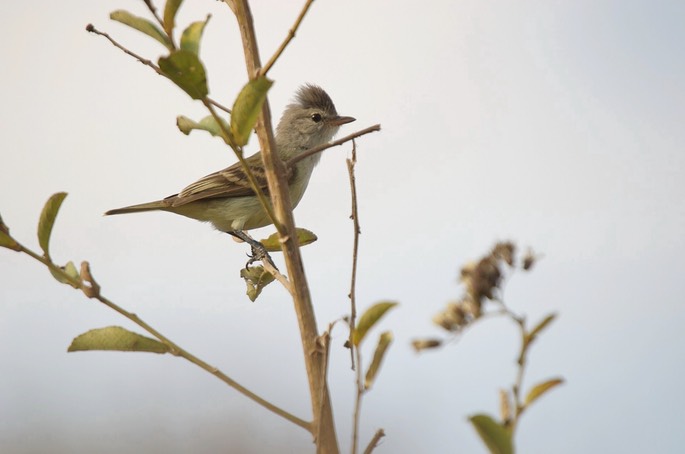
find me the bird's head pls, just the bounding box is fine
[276,84,355,152]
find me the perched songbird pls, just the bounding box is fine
[105,84,355,245]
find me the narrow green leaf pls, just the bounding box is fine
[68,326,169,353]
[177,115,228,137]
[163,0,183,36]
[37,192,67,257]
[526,313,557,344]
[260,228,318,252]
[469,414,514,454]
[110,10,172,49]
[230,77,274,146]
[353,301,398,346]
[159,50,208,100]
[180,15,210,55]
[0,214,21,251]
[364,331,393,390]
[524,377,564,407]
[240,266,275,302]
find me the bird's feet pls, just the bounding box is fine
[229,230,276,270]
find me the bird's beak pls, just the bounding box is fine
[328,115,356,126]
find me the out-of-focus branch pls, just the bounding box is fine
[363,429,386,454]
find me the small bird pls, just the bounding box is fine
[105,84,355,248]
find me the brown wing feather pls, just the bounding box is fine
[166,153,293,207]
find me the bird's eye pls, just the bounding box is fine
[311,113,323,123]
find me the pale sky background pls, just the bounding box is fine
[2,1,684,453]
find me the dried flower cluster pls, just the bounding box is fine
[412,242,538,352]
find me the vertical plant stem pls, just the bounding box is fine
[347,140,364,454]
[226,1,339,452]
[510,316,528,435]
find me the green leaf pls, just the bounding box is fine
[526,313,557,344]
[469,414,514,454]
[37,192,67,258]
[163,0,183,36]
[230,77,273,146]
[159,50,208,100]
[260,228,318,252]
[180,15,210,55]
[240,266,275,302]
[177,114,228,137]
[524,377,564,407]
[110,10,172,50]
[0,214,21,251]
[68,326,169,354]
[352,301,398,346]
[364,331,393,390]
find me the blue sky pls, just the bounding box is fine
[2,1,684,453]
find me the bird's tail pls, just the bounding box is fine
[105,200,168,216]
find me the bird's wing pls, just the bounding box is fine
[167,154,293,207]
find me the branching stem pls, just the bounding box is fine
[12,240,309,431]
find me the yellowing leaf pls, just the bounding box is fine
[364,331,393,390]
[468,414,513,454]
[37,192,67,258]
[524,377,564,407]
[240,266,275,302]
[352,301,398,346]
[180,15,210,55]
[68,326,169,354]
[110,10,172,49]
[230,77,273,146]
[48,261,81,289]
[260,228,318,252]
[177,115,228,138]
[163,0,183,36]
[526,313,557,345]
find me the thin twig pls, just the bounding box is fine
[287,124,381,167]
[14,241,310,431]
[362,429,386,454]
[262,258,292,294]
[143,0,166,30]
[347,140,361,340]
[87,24,164,75]
[260,0,316,76]
[347,140,363,454]
[86,24,231,114]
